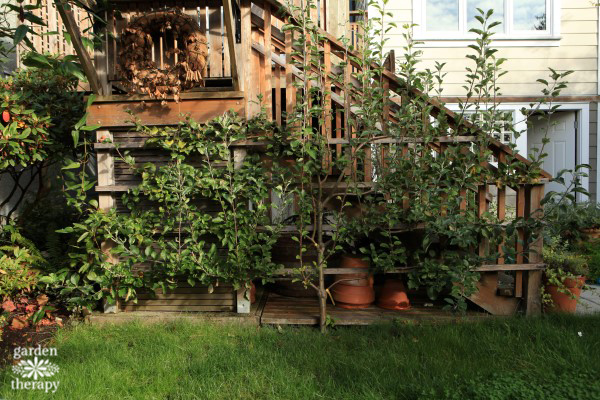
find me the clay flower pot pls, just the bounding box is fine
[331,283,375,309]
[377,279,411,311]
[545,276,586,313]
[334,254,370,286]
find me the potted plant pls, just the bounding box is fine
[543,238,589,313]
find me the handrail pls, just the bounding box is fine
[254,0,552,179]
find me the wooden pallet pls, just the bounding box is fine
[260,293,488,325]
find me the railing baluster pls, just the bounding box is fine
[263,1,272,119]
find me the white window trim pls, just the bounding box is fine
[412,0,561,47]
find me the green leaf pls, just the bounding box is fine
[13,25,29,45]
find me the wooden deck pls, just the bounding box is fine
[260,292,489,326]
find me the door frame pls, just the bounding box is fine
[447,102,590,201]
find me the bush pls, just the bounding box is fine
[577,239,600,282]
[0,224,43,299]
[0,250,38,299]
[544,201,600,244]
[543,237,589,277]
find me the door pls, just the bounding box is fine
[528,111,577,195]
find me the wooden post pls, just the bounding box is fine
[325,0,349,39]
[233,147,251,314]
[96,129,119,313]
[55,0,101,94]
[263,2,272,119]
[240,0,250,111]
[285,16,295,123]
[525,184,544,316]
[223,0,241,90]
[515,186,526,298]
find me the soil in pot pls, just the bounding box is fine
[545,276,586,313]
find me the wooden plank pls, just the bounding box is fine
[92,90,244,103]
[208,0,222,77]
[223,0,240,89]
[88,97,244,127]
[122,305,234,312]
[137,293,234,300]
[55,0,101,94]
[275,60,282,124]
[526,184,545,316]
[240,0,251,97]
[263,1,272,119]
[199,0,208,77]
[515,186,526,297]
[284,16,295,123]
[131,299,235,306]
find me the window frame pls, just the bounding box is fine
[412,0,561,45]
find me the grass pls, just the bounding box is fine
[1,315,599,399]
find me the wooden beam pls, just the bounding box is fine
[88,97,244,127]
[223,0,240,91]
[263,1,272,119]
[54,0,101,94]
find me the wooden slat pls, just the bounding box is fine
[284,16,295,123]
[89,97,244,127]
[122,305,234,312]
[263,1,272,119]
[132,299,234,306]
[222,0,240,88]
[515,186,526,298]
[208,0,222,77]
[55,0,101,94]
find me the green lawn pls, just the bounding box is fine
[1,315,599,400]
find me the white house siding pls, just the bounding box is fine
[374,0,599,200]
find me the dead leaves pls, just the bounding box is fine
[117,8,207,102]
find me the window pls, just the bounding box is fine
[465,111,514,144]
[413,0,559,43]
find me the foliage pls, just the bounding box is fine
[274,2,569,329]
[40,113,287,309]
[577,239,600,282]
[0,224,44,300]
[542,236,589,304]
[543,237,589,277]
[545,200,600,244]
[0,61,87,223]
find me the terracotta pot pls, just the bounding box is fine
[334,254,370,286]
[377,279,411,311]
[545,276,586,313]
[332,283,375,309]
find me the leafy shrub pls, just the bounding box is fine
[544,201,600,244]
[0,224,44,300]
[577,239,600,282]
[543,237,589,277]
[0,250,39,299]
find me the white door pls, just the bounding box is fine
[528,111,577,195]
